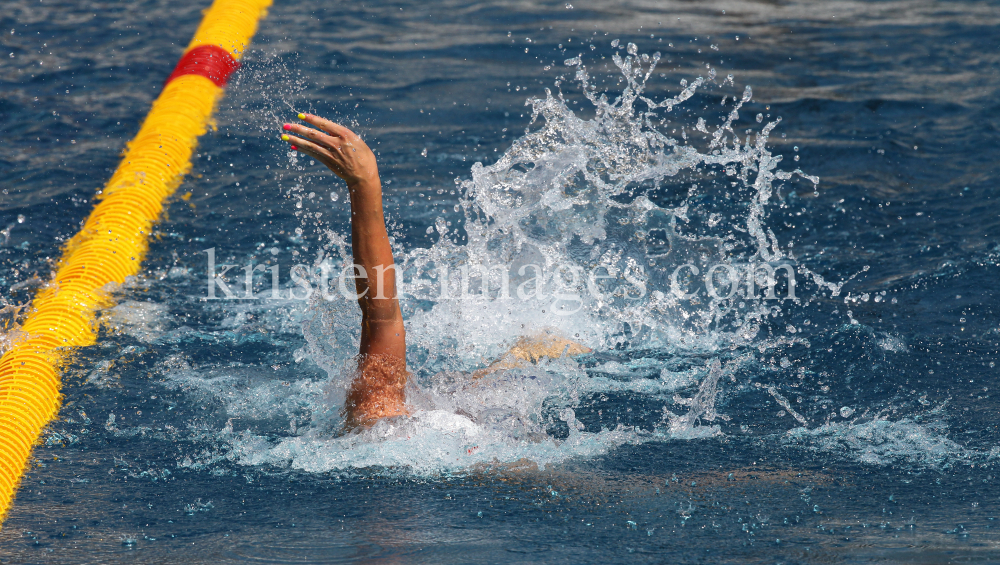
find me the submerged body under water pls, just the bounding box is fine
[1,0,999,562]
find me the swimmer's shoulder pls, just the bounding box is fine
[472,332,591,379]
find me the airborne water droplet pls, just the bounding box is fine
[434,217,449,236]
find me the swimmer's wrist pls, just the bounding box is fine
[346,177,382,196]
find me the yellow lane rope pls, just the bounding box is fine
[0,0,272,524]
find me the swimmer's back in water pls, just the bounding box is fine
[280,113,588,429]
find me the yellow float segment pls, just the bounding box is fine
[0,0,272,524]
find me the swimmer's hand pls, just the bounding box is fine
[281,114,379,188]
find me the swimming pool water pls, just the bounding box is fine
[1,0,999,562]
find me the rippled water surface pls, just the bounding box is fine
[1,0,999,563]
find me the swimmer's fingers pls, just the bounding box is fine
[299,113,358,141]
[281,114,379,186]
[281,133,348,176]
[283,123,343,153]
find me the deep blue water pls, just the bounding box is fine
[1,0,1000,563]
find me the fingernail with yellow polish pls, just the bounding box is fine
[281,134,289,141]
[297,113,306,120]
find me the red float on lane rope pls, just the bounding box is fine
[165,44,240,87]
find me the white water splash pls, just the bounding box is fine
[158,47,845,475]
[386,46,821,370]
[268,46,833,473]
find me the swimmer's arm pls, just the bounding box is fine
[280,115,405,361]
[350,179,406,361]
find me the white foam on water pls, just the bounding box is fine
[231,408,645,474]
[783,416,977,469]
[155,357,654,474]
